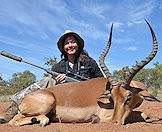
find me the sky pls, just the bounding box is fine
[0,0,162,81]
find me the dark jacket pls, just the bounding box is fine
[51,56,103,81]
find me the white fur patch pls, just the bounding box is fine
[56,106,97,123]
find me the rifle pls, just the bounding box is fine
[0,51,82,82]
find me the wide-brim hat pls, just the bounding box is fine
[57,30,84,54]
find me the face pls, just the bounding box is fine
[63,35,78,55]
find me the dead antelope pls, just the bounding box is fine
[8,20,159,126]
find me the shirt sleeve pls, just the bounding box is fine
[51,60,66,74]
[89,58,103,78]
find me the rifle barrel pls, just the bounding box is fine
[1,51,22,62]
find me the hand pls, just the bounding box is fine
[55,74,66,83]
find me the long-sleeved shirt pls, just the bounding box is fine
[51,57,103,81]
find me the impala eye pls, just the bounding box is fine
[124,94,132,105]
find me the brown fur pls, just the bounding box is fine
[8,77,154,126]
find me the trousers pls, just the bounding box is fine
[10,75,56,103]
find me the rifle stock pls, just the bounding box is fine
[0,51,80,82]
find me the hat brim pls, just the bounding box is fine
[57,32,84,54]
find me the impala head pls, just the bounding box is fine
[107,81,143,124]
[99,20,158,124]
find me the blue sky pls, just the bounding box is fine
[0,0,162,80]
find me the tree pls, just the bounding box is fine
[44,57,57,68]
[0,73,8,87]
[0,70,36,95]
[0,73,4,85]
[0,73,2,81]
[153,62,162,86]
[43,57,58,77]
[8,70,36,93]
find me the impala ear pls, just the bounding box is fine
[97,96,110,104]
[139,92,161,102]
[97,98,114,109]
[129,87,143,94]
[97,90,113,109]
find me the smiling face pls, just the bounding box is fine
[63,35,79,55]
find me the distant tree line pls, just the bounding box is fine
[113,62,162,97]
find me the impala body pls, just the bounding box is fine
[8,78,155,126]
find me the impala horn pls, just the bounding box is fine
[99,24,113,78]
[124,20,158,86]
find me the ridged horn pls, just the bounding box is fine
[125,20,158,86]
[99,24,113,78]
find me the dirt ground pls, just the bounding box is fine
[0,101,162,132]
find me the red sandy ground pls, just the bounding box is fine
[0,101,162,132]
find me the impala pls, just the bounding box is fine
[8,20,159,126]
